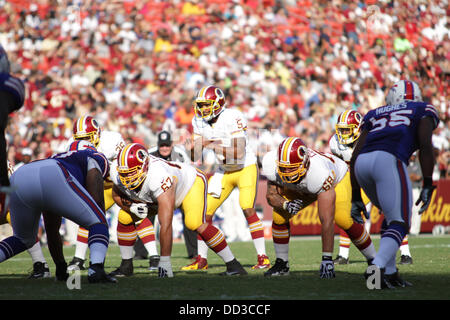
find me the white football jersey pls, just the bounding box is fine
[114,155,197,208]
[329,134,353,163]
[192,108,256,172]
[66,130,125,164]
[261,149,348,196]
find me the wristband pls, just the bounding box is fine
[160,256,171,263]
[322,252,333,261]
[283,201,289,211]
[423,177,433,188]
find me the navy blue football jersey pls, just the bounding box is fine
[50,149,109,187]
[359,101,440,164]
[0,73,25,112]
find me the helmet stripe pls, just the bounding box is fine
[404,80,414,100]
[78,116,86,133]
[199,86,210,99]
[282,137,295,162]
[119,143,133,167]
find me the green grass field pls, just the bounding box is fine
[0,235,449,301]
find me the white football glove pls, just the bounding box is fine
[158,256,173,278]
[283,199,304,216]
[130,203,148,219]
[319,258,335,279]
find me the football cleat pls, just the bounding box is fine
[108,258,133,277]
[333,255,349,265]
[181,255,208,271]
[364,266,395,289]
[148,255,160,272]
[264,258,290,277]
[252,254,271,269]
[67,257,86,271]
[29,262,51,279]
[88,263,117,284]
[399,255,413,265]
[220,259,247,276]
[385,269,413,288]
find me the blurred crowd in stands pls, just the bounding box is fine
[1,0,449,178]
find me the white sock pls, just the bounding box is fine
[274,243,289,262]
[28,241,46,264]
[400,244,411,256]
[198,239,209,259]
[216,246,235,263]
[144,241,159,257]
[119,245,134,260]
[360,242,377,261]
[252,237,266,256]
[74,241,88,260]
[339,246,350,259]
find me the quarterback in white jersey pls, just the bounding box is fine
[112,143,247,277]
[262,137,348,279]
[186,85,269,271]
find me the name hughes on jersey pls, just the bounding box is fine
[376,103,408,115]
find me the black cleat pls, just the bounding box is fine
[108,258,133,277]
[220,259,247,276]
[88,263,117,283]
[364,266,395,289]
[333,255,349,265]
[148,255,160,271]
[67,257,85,271]
[385,269,412,287]
[399,255,413,265]
[29,262,51,279]
[264,258,290,277]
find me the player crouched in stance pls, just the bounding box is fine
[351,80,439,289]
[262,137,349,279]
[112,143,247,277]
[330,110,377,265]
[0,140,117,283]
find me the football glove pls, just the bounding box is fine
[55,261,69,281]
[130,203,148,219]
[415,179,436,214]
[283,199,304,216]
[158,256,173,278]
[319,257,335,279]
[351,200,368,224]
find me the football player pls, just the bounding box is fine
[351,80,439,288]
[66,116,158,276]
[113,143,247,277]
[329,110,377,265]
[0,44,24,232]
[331,110,414,265]
[0,160,52,279]
[183,85,269,271]
[262,137,353,279]
[0,140,116,283]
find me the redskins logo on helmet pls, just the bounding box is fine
[277,137,310,184]
[73,116,101,148]
[335,110,362,145]
[386,80,422,106]
[117,143,149,190]
[194,85,226,121]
